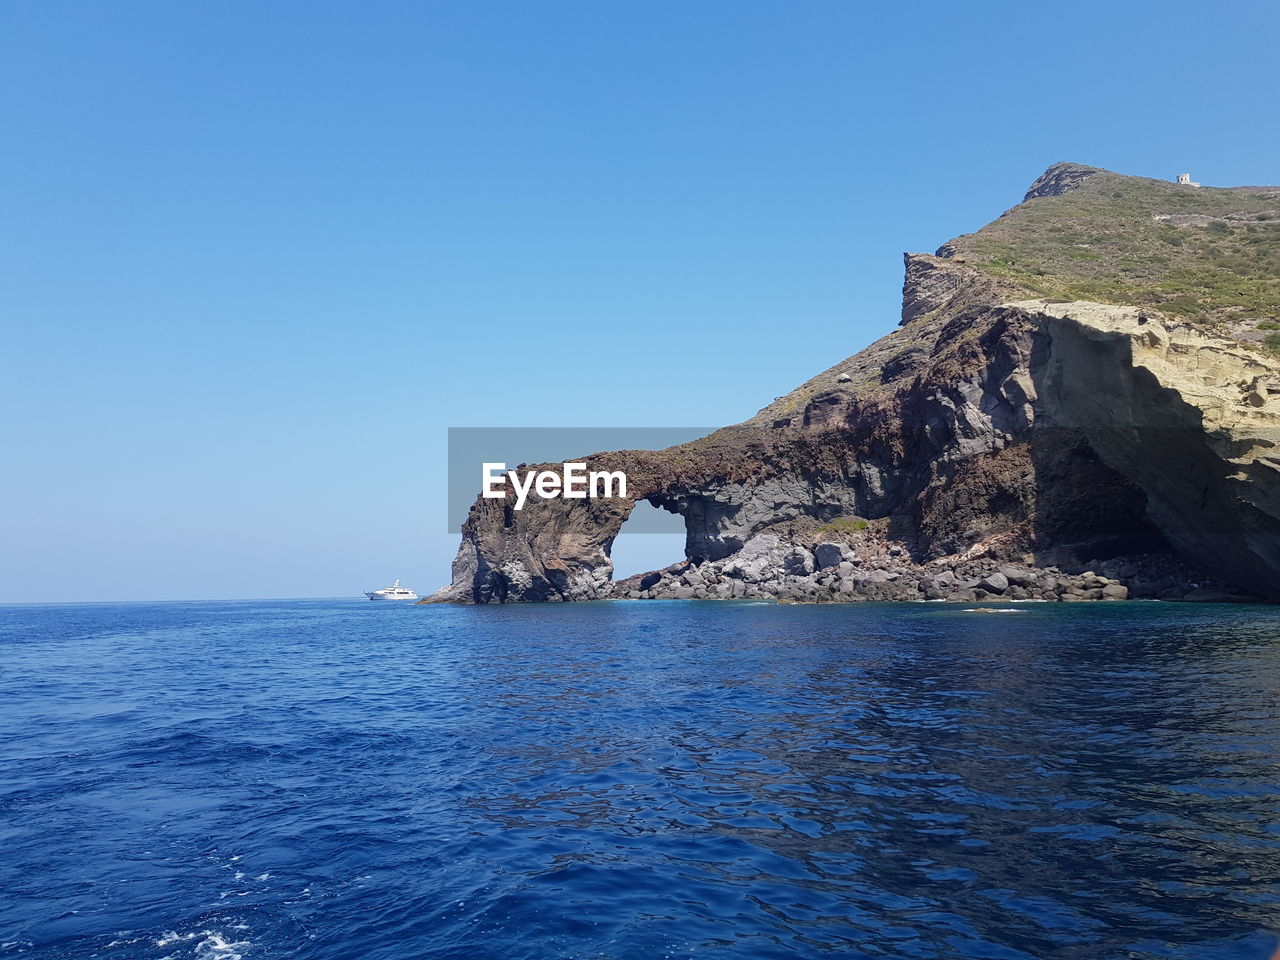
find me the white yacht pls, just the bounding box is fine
[364,579,418,601]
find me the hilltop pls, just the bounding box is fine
[953,162,1280,329]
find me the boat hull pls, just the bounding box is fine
[365,592,418,601]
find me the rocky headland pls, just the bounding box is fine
[429,163,1280,604]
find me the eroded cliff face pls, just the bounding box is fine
[430,165,1280,604]
[1026,300,1280,599]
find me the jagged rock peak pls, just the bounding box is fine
[899,252,1020,327]
[1023,162,1103,202]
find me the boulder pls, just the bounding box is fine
[979,572,1009,593]
[814,542,848,570]
[860,569,895,584]
[997,565,1035,586]
[783,546,816,576]
[724,534,785,582]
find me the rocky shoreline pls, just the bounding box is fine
[611,534,1251,604]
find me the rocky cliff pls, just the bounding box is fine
[430,163,1280,604]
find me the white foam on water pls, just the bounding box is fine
[155,927,248,959]
[962,608,1026,614]
[193,930,250,960]
[254,873,269,881]
[156,932,197,948]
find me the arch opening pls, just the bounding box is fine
[607,499,686,581]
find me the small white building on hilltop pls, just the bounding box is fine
[1176,172,1201,186]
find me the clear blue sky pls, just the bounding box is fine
[2,0,1276,602]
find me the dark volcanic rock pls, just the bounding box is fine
[1022,162,1102,202]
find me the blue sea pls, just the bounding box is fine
[2,600,1279,960]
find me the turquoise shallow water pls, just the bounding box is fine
[2,599,1279,960]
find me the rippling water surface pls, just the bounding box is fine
[2,599,1279,960]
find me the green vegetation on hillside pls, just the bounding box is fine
[816,517,869,536]
[951,171,1280,325]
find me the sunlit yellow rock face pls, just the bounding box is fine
[1022,298,1280,598]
